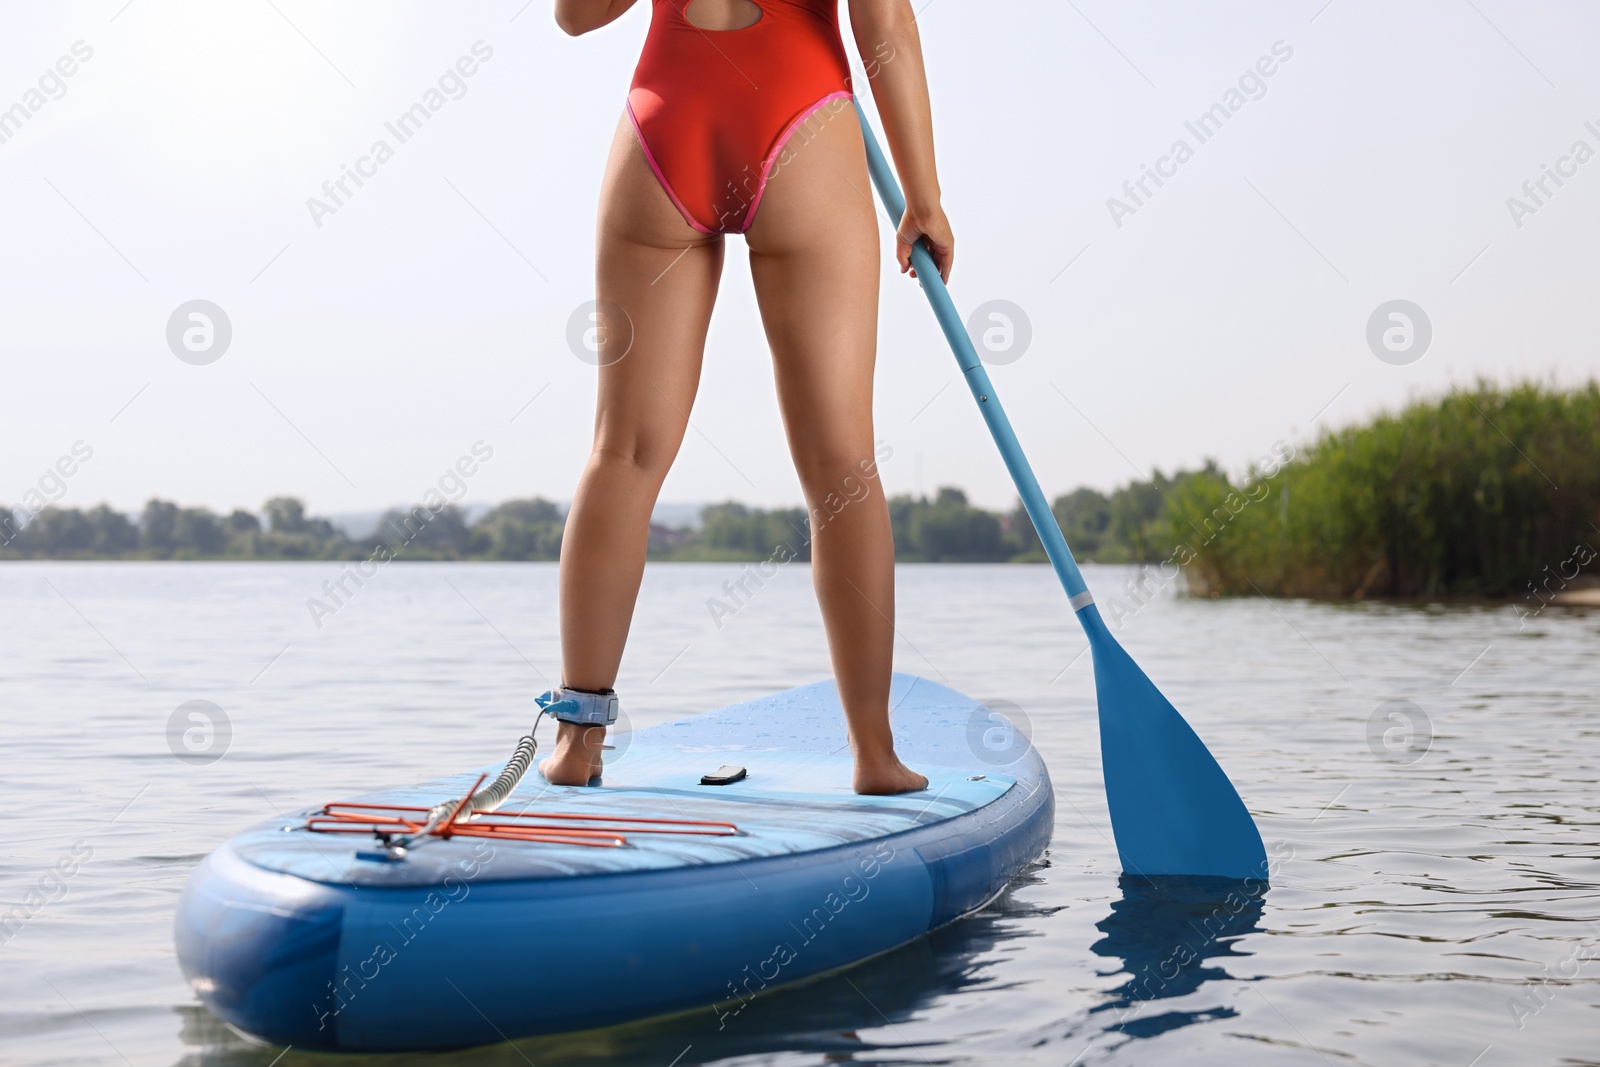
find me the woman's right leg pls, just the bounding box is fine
[745,104,926,795]
[542,113,724,785]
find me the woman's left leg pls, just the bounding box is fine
[745,101,927,795]
[541,112,725,785]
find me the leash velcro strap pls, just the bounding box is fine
[537,687,619,726]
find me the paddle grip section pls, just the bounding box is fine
[852,100,1091,605]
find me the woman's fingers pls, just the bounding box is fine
[921,234,954,284]
[922,209,955,283]
[895,225,920,275]
[896,210,955,283]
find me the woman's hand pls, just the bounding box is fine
[896,203,954,284]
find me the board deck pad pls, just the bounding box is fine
[237,674,1017,885]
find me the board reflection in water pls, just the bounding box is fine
[1090,874,1268,1041]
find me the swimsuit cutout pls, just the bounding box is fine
[628,0,853,234]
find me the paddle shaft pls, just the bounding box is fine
[853,101,1091,607]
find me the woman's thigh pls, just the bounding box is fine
[744,101,881,478]
[590,112,725,466]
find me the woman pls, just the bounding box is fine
[543,0,953,794]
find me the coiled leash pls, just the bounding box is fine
[403,687,618,840]
[300,688,737,860]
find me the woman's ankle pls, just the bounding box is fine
[552,720,604,752]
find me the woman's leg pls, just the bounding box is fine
[543,113,724,785]
[745,102,927,795]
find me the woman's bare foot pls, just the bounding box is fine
[538,722,605,786]
[853,753,928,796]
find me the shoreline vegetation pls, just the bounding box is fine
[4,383,1595,604]
[1172,381,1598,602]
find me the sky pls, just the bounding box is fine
[2,0,1597,518]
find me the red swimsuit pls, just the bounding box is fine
[628,0,853,234]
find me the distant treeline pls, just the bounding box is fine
[0,496,568,562]
[0,481,1207,565]
[5,383,1593,600]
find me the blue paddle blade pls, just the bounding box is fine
[1080,605,1267,879]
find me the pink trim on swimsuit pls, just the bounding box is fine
[738,90,854,232]
[626,100,717,235]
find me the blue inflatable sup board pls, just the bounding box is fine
[174,673,1053,1051]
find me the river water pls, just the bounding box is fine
[1,561,1596,1066]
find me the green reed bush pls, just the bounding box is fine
[1166,381,1600,598]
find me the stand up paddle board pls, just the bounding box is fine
[175,673,1053,1051]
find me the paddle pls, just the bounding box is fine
[852,100,1267,880]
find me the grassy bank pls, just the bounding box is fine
[1163,382,1600,598]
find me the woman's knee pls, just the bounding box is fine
[588,435,678,484]
[793,448,880,504]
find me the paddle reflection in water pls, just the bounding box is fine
[1089,874,1267,1042]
